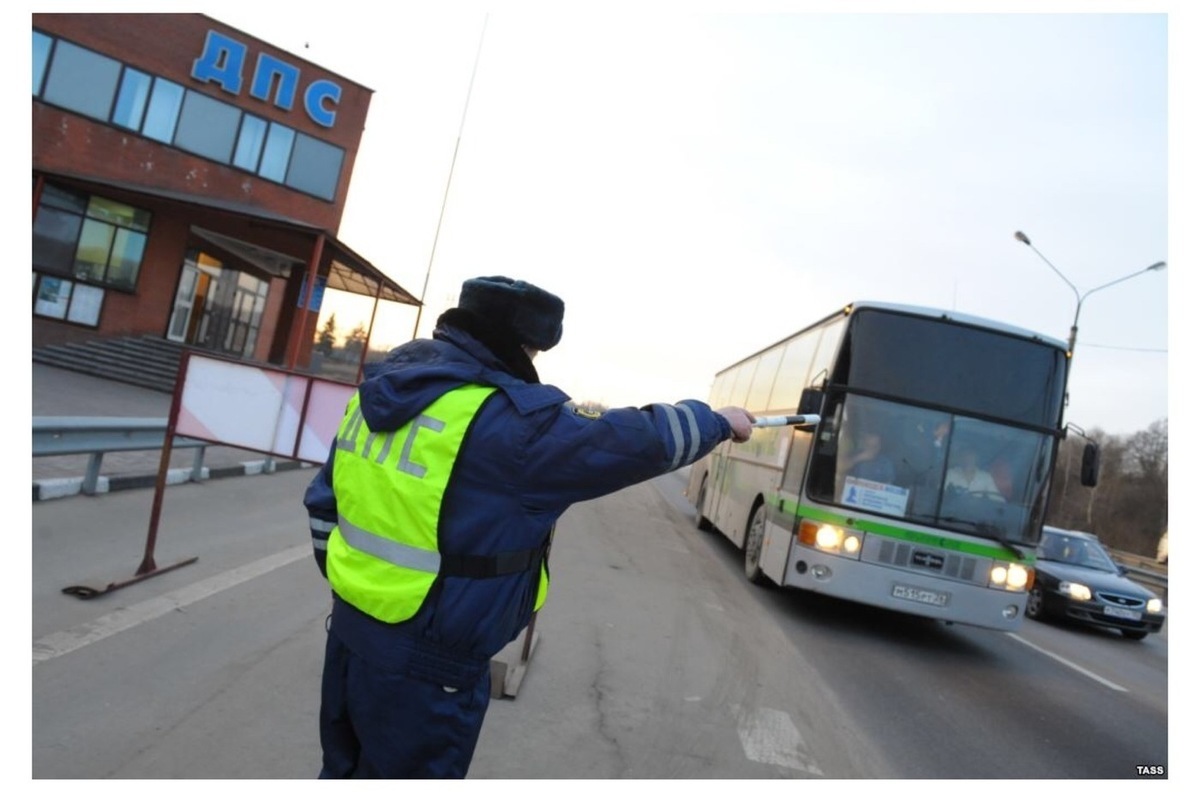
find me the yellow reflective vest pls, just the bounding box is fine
[325,385,549,623]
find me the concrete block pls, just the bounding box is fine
[489,627,540,700]
[35,477,86,500]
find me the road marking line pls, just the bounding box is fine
[733,705,824,775]
[1006,633,1128,692]
[33,545,311,667]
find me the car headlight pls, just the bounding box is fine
[989,562,1032,592]
[1147,598,1163,614]
[1058,580,1092,601]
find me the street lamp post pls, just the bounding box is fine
[1013,230,1166,381]
[1014,232,1165,518]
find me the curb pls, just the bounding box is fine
[32,458,314,502]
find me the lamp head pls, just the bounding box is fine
[1014,231,1031,245]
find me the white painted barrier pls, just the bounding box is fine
[174,353,354,463]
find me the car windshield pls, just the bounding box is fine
[1036,531,1119,572]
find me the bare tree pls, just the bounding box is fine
[317,314,338,355]
[343,322,368,359]
[1046,419,1168,557]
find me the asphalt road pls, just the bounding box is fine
[657,470,1170,780]
[30,466,1171,780]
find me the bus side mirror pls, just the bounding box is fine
[1080,442,1100,487]
[799,388,824,416]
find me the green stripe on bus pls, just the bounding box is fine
[767,494,1033,564]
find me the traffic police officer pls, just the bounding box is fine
[304,275,754,778]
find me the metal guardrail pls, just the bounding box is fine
[1109,550,1168,605]
[33,416,212,495]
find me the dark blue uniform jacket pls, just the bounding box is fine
[304,323,733,667]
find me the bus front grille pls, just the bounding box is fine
[873,538,981,584]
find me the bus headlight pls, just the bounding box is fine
[989,562,1032,592]
[798,521,862,558]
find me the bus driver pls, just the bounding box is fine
[944,446,1004,501]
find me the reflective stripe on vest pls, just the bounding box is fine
[327,385,497,623]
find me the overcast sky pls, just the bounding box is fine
[27,2,1188,438]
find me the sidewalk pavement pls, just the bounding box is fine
[31,363,313,502]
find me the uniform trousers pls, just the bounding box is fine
[318,612,493,778]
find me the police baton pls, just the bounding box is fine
[752,414,821,427]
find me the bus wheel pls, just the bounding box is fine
[744,503,768,586]
[695,476,713,531]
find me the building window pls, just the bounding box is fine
[233,114,268,171]
[33,28,346,204]
[40,39,122,123]
[33,183,152,294]
[142,77,185,144]
[32,185,86,273]
[112,67,153,131]
[175,89,241,162]
[286,132,344,201]
[32,30,52,95]
[105,227,148,288]
[259,122,295,183]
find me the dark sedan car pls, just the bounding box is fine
[1027,526,1166,640]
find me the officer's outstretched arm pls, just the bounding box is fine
[521,399,735,510]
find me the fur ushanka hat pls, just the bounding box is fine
[457,276,565,351]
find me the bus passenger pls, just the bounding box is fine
[846,430,896,483]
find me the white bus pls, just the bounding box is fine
[686,301,1097,631]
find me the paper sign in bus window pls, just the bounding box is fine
[842,476,909,516]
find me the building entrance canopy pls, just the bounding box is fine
[43,169,420,305]
[37,169,421,376]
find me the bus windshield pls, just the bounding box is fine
[805,309,1066,547]
[807,394,1056,546]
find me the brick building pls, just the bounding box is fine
[32,13,417,381]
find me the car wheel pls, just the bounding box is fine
[1120,630,1148,641]
[694,476,712,532]
[1025,586,1045,620]
[744,503,768,586]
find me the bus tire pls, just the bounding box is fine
[744,502,769,586]
[695,476,713,531]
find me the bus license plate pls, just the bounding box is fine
[1103,605,1142,621]
[892,584,949,607]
